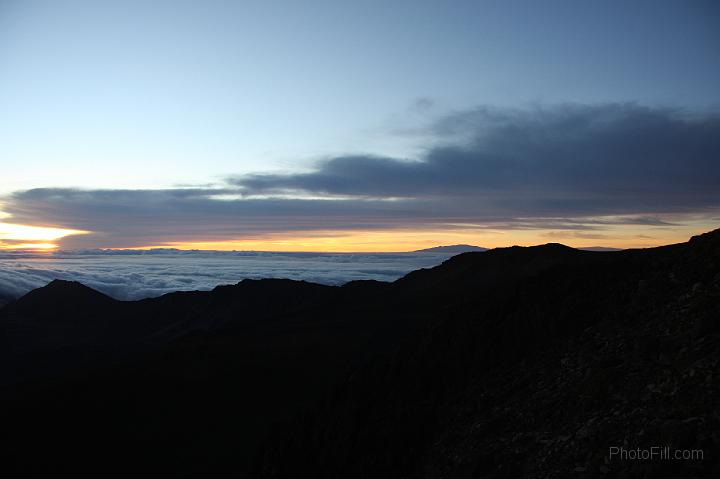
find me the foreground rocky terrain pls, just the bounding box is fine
[2,230,718,478]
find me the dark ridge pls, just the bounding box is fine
[689,227,720,246]
[0,231,718,478]
[394,241,582,294]
[7,279,115,312]
[252,232,720,479]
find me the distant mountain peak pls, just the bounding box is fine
[44,279,100,293]
[415,244,487,253]
[579,246,623,252]
[536,242,577,251]
[10,279,114,311]
[47,279,82,287]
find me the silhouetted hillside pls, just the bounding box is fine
[1,231,719,478]
[253,231,720,478]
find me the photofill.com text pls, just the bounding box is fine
[609,446,703,461]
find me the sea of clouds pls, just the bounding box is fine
[0,249,455,302]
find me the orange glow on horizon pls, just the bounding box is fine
[124,223,712,253]
[0,215,713,253]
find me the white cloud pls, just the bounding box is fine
[0,250,454,302]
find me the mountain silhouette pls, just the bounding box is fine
[12,279,114,308]
[1,230,719,478]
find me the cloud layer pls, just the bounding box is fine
[2,103,718,248]
[233,104,720,211]
[0,250,454,301]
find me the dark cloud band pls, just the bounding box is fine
[232,103,720,202]
[3,103,718,248]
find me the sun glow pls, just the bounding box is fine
[0,222,88,250]
[1,242,59,250]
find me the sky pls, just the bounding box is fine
[1,0,719,251]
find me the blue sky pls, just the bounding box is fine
[0,0,718,250]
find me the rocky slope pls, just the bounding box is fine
[253,232,720,478]
[1,230,718,478]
